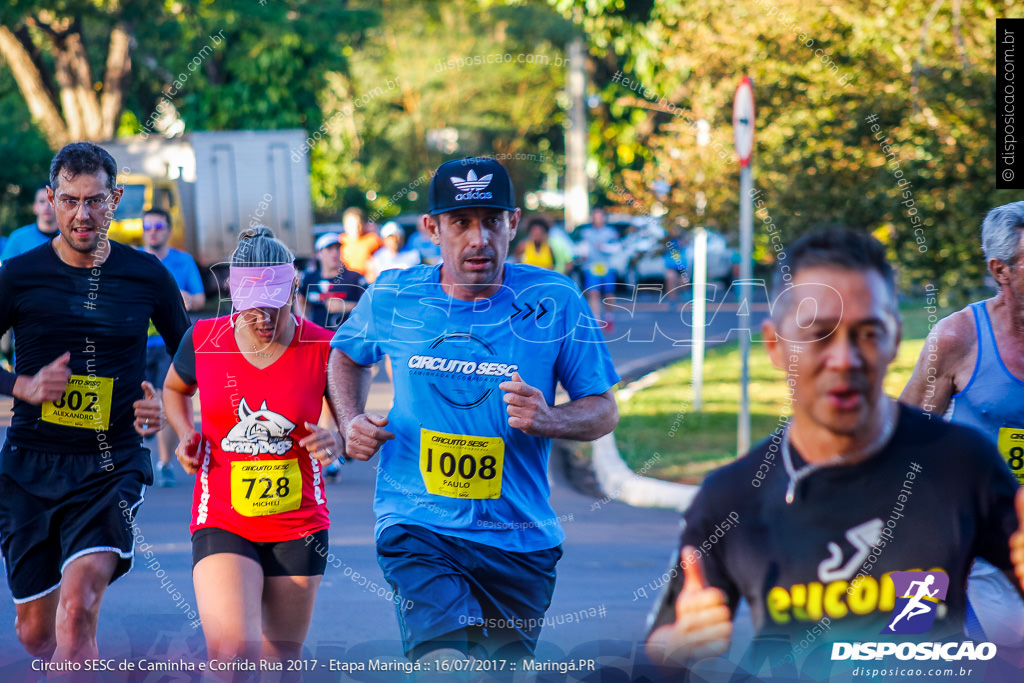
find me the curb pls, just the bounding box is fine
[557,345,700,512]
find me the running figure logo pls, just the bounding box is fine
[220,398,296,456]
[882,570,949,635]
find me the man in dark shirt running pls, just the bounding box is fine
[646,230,1023,676]
[0,142,189,664]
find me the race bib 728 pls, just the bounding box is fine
[230,460,302,516]
[419,428,504,499]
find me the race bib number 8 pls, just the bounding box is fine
[420,428,504,499]
[997,427,1024,485]
[41,375,113,430]
[231,459,302,516]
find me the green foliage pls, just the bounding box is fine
[615,305,951,482]
[130,1,376,134]
[555,0,1013,302]
[308,0,573,219]
[0,68,53,235]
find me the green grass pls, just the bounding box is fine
[615,304,950,483]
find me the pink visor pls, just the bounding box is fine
[229,264,295,311]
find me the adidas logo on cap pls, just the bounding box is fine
[429,157,515,215]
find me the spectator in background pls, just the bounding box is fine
[139,207,205,487]
[547,221,575,275]
[578,207,620,330]
[663,224,691,306]
[368,222,419,283]
[340,207,383,275]
[516,217,556,270]
[1,184,58,263]
[407,220,443,265]
[298,232,367,330]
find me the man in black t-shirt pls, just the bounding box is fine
[646,230,1023,675]
[0,143,189,662]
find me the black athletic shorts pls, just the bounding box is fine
[0,442,150,603]
[191,527,329,577]
[377,524,562,659]
[144,344,172,390]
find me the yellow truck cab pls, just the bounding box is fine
[109,174,188,253]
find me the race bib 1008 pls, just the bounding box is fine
[419,428,504,499]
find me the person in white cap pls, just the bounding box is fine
[368,221,420,283]
[296,231,368,329]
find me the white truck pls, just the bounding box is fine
[100,129,315,294]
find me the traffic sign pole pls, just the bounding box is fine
[733,77,755,457]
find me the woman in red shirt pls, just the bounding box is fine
[163,227,342,670]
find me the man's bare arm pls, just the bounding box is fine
[900,312,973,415]
[327,348,373,429]
[327,348,393,460]
[499,371,618,440]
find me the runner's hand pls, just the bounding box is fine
[301,421,344,465]
[133,381,162,437]
[1012,489,1024,592]
[12,351,71,404]
[499,371,553,436]
[176,431,202,475]
[344,413,394,461]
[664,546,732,662]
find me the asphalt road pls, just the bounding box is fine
[0,288,769,682]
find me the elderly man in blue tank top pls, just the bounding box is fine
[902,200,1024,647]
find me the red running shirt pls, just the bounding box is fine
[189,315,332,541]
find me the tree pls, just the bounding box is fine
[308,0,574,219]
[0,0,144,147]
[552,0,1011,300]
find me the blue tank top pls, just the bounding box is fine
[948,301,1024,483]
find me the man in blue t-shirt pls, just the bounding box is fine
[329,158,620,663]
[139,207,205,486]
[1,184,58,264]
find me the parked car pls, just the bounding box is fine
[567,215,736,294]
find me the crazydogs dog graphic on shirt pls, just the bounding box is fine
[220,398,296,456]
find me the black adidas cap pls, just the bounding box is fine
[428,157,516,215]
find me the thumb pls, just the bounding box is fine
[141,381,157,400]
[51,351,71,368]
[304,421,319,432]
[510,371,523,384]
[680,546,709,593]
[366,413,389,427]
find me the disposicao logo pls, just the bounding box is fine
[831,569,997,663]
[882,570,949,635]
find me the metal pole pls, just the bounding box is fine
[738,165,753,455]
[564,37,588,233]
[692,227,707,412]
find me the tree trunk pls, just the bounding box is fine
[0,25,69,148]
[0,14,133,148]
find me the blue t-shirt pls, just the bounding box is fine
[140,247,204,348]
[1,223,55,263]
[331,263,620,552]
